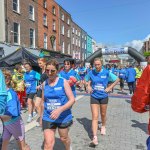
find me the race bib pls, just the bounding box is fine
[94,84,104,91]
[46,99,61,111]
[25,82,31,87]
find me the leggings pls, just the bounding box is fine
[127,82,135,94]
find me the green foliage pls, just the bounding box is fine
[143,51,150,56]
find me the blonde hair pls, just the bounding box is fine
[38,58,47,64]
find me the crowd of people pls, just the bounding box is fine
[0,56,148,150]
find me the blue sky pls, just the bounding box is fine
[56,0,150,45]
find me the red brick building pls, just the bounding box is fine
[59,6,72,55]
[3,0,38,48]
[38,0,59,51]
[143,38,150,52]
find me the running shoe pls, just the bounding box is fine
[33,112,37,118]
[89,136,98,146]
[100,126,106,135]
[27,116,32,123]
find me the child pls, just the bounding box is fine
[1,70,30,150]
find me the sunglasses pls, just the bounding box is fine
[46,69,56,74]
[64,63,70,66]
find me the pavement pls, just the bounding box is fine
[8,86,148,150]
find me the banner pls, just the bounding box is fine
[102,47,128,55]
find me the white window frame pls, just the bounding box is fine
[67,43,70,54]
[67,18,70,25]
[62,42,65,53]
[44,33,47,49]
[78,40,80,47]
[53,40,56,51]
[76,38,78,46]
[78,32,80,37]
[61,25,64,35]
[43,0,47,8]
[67,29,70,38]
[72,37,75,45]
[61,13,64,21]
[52,6,56,15]
[85,44,87,49]
[13,0,20,13]
[13,22,20,45]
[29,28,35,48]
[76,29,78,35]
[43,14,47,26]
[72,28,74,33]
[29,5,35,21]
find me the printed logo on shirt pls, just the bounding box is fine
[54,87,62,91]
[30,75,34,78]
[101,76,106,78]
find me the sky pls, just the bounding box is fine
[55,0,150,50]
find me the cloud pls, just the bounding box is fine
[124,34,150,51]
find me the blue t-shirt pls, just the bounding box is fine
[24,70,40,94]
[126,67,136,82]
[85,69,118,99]
[119,68,126,79]
[42,77,72,123]
[59,69,80,97]
[78,67,87,77]
[0,70,7,115]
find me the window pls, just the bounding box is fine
[43,14,47,26]
[82,42,84,49]
[67,18,70,25]
[85,36,86,40]
[82,35,84,39]
[44,33,47,49]
[52,20,56,31]
[68,43,70,54]
[43,0,47,8]
[85,44,87,49]
[62,42,65,53]
[72,28,74,33]
[76,30,78,35]
[78,40,80,47]
[53,40,56,51]
[13,22,20,44]
[30,29,35,48]
[76,39,78,46]
[61,13,64,21]
[72,37,75,44]
[13,0,20,13]
[52,6,56,15]
[61,25,64,35]
[78,32,80,37]
[67,30,70,38]
[29,5,34,20]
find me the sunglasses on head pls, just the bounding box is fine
[46,69,56,74]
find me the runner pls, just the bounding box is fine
[85,58,120,146]
[1,70,30,150]
[40,59,75,150]
[78,62,87,91]
[23,62,40,123]
[118,65,126,92]
[59,58,80,97]
[35,58,48,118]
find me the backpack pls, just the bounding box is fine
[131,65,150,113]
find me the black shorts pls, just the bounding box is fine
[27,93,36,100]
[36,89,42,98]
[42,120,73,130]
[90,96,108,104]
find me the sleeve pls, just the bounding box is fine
[5,91,20,117]
[35,72,41,80]
[108,72,118,82]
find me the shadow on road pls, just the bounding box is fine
[131,120,148,134]
[125,99,131,104]
[54,138,65,150]
[76,118,92,139]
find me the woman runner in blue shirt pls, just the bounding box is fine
[86,58,120,146]
[40,59,75,150]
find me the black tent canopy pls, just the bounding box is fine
[0,47,39,67]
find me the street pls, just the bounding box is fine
[8,86,148,150]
